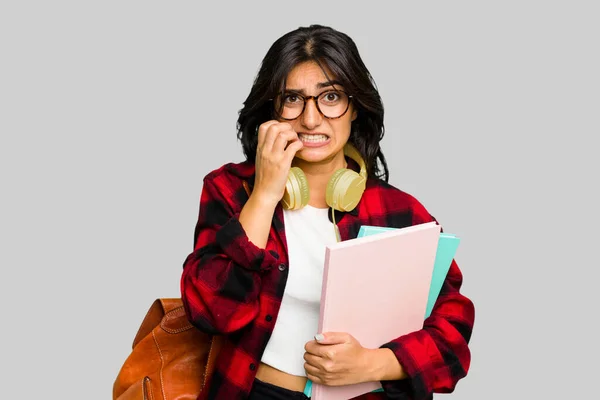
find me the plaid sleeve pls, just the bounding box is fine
[379,205,475,399]
[180,174,278,334]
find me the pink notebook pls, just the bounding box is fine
[312,221,441,400]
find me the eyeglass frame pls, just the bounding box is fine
[270,89,354,121]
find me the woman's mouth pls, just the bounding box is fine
[298,133,329,144]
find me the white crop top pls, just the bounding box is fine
[260,205,338,376]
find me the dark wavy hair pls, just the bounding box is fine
[237,24,389,182]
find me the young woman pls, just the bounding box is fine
[181,24,475,400]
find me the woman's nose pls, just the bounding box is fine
[301,97,323,129]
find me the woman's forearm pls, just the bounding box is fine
[238,192,278,249]
[367,348,407,381]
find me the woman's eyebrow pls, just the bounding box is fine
[284,80,344,94]
[317,80,343,89]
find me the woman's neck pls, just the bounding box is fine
[292,153,347,209]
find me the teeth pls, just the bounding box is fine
[299,134,328,142]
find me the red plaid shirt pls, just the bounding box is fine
[181,158,475,400]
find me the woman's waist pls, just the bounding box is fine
[255,362,308,393]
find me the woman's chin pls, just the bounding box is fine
[295,145,342,164]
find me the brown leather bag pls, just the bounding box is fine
[113,298,223,400]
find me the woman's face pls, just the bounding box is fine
[277,61,357,165]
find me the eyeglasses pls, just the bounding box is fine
[273,90,353,120]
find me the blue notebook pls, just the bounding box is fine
[357,225,460,318]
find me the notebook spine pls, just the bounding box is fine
[317,247,332,335]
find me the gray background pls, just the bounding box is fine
[1,1,598,399]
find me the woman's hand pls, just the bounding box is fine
[238,121,302,249]
[253,120,304,205]
[304,332,379,386]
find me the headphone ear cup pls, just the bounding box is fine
[326,169,366,212]
[281,167,310,210]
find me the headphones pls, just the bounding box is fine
[280,143,367,212]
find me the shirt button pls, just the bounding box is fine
[249,363,256,371]
[278,263,287,271]
[265,314,272,322]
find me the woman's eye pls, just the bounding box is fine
[323,92,340,102]
[284,95,300,103]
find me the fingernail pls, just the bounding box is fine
[314,333,324,342]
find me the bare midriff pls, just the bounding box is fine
[255,362,308,392]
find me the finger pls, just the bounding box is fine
[256,120,280,149]
[304,362,323,379]
[257,120,279,138]
[263,122,293,152]
[272,129,300,154]
[303,352,324,368]
[304,340,321,355]
[283,139,304,163]
[304,368,323,385]
[305,342,336,359]
[305,363,337,386]
[315,332,350,345]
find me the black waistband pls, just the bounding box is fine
[248,378,310,400]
